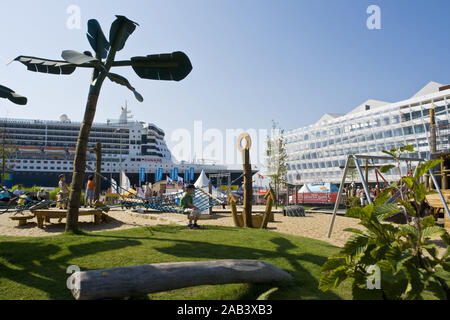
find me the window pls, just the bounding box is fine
[401,113,411,122]
[384,130,393,138]
[394,128,403,137]
[412,111,422,120]
[403,126,413,135]
[414,124,425,134]
[375,132,383,139]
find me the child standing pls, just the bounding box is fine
[180,184,201,229]
[58,174,69,209]
[85,175,95,208]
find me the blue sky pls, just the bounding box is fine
[1,0,450,163]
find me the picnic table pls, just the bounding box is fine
[10,209,106,228]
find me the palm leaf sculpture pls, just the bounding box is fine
[0,84,27,105]
[12,15,192,232]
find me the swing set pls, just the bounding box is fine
[327,154,450,238]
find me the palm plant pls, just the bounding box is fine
[11,15,192,232]
[0,84,27,105]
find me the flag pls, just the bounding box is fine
[177,176,184,186]
[166,175,174,187]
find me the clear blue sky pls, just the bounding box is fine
[1,0,450,162]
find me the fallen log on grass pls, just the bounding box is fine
[70,259,294,300]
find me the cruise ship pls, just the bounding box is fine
[0,107,248,188]
[283,81,450,185]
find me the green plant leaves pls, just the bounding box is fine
[400,145,414,152]
[318,266,348,292]
[398,200,416,216]
[421,226,446,240]
[414,183,426,203]
[380,165,395,174]
[256,287,278,300]
[342,234,369,256]
[373,203,400,221]
[374,187,395,205]
[415,159,443,180]
[321,256,347,272]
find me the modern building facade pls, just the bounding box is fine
[284,82,450,185]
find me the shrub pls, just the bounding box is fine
[346,196,361,209]
[320,146,450,300]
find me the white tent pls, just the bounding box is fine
[299,184,311,193]
[120,170,131,193]
[194,170,221,197]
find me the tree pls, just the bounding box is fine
[0,84,27,105]
[266,121,287,206]
[12,16,192,232]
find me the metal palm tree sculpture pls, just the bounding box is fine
[0,84,27,105]
[12,15,192,232]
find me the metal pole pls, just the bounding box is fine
[430,169,450,219]
[327,156,350,238]
[354,156,373,205]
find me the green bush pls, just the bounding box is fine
[320,146,450,300]
[346,196,361,209]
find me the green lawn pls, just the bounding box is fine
[0,225,447,300]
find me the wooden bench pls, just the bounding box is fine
[10,214,36,226]
[426,194,450,228]
[31,209,105,228]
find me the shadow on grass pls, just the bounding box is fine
[0,238,141,300]
[148,235,339,300]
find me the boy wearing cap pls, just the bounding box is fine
[180,184,201,229]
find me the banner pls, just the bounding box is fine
[190,167,195,181]
[172,167,178,181]
[184,169,189,182]
[140,168,146,182]
[157,168,163,182]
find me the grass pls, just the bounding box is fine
[0,225,447,300]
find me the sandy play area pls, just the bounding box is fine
[0,208,448,249]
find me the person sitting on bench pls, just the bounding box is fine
[180,184,201,229]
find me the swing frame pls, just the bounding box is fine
[327,154,450,238]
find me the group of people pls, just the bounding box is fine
[349,181,379,206]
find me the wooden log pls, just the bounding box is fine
[71,259,293,300]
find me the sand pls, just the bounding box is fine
[1,208,448,250]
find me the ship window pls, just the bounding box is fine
[23,166,28,169]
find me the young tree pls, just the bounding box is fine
[266,121,287,206]
[12,16,192,232]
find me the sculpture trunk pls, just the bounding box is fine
[66,75,107,232]
[94,142,102,202]
[242,148,253,228]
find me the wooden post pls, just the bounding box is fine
[441,156,447,190]
[295,185,298,205]
[93,142,102,203]
[261,188,275,229]
[365,159,369,186]
[238,133,253,228]
[228,193,240,227]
